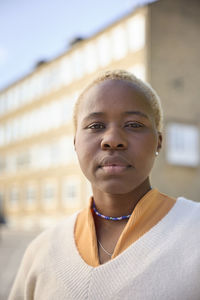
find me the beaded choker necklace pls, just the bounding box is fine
[92,202,131,221]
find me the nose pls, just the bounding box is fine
[101,127,128,150]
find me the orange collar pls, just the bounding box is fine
[75,189,176,266]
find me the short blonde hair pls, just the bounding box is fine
[73,69,163,132]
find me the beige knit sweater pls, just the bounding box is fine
[9,197,200,299]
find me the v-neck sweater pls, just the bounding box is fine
[9,197,200,300]
[75,189,176,266]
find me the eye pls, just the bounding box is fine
[125,122,143,128]
[87,123,105,130]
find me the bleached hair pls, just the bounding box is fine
[73,69,163,132]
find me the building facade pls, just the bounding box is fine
[0,0,199,228]
[149,0,200,200]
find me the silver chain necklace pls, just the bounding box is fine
[98,240,113,257]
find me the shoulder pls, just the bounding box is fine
[23,212,78,269]
[176,196,200,212]
[32,212,78,247]
[172,197,200,229]
[9,213,79,298]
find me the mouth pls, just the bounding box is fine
[98,156,132,174]
[101,165,131,174]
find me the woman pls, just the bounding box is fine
[9,70,200,299]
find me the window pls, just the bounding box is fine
[20,81,32,104]
[34,107,45,133]
[3,134,77,175]
[6,90,13,112]
[18,114,28,140]
[0,95,4,115]
[30,145,40,169]
[52,65,66,91]
[25,183,37,209]
[26,111,35,136]
[126,14,145,52]
[0,125,5,146]
[29,75,42,100]
[3,91,9,113]
[42,180,57,209]
[12,86,20,109]
[62,177,80,208]
[6,153,17,173]
[59,56,74,86]
[12,118,20,141]
[16,150,30,170]
[33,72,44,97]
[5,119,18,144]
[39,144,52,169]
[0,155,5,173]
[71,50,85,79]
[84,42,98,74]
[48,141,61,167]
[59,135,77,164]
[39,71,50,96]
[5,122,13,144]
[60,93,77,124]
[36,141,60,169]
[110,26,128,60]
[96,34,112,67]
[41,69,61,95]
[166,123,199,167]
[9,186,19,210]
[49,101,63,129]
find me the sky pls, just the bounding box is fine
[0,0,155,91]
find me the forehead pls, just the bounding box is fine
[78,79,153,116]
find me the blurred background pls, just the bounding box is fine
[0,0,200,298]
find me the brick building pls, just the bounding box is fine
[0,0,199,227]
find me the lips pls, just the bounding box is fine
[98,156,132,174]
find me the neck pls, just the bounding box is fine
[92,178,152,218]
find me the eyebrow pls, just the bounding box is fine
[123,111,149,119]
[83,111,149,120]
[82,112,105,121]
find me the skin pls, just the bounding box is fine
[74,79,162,264]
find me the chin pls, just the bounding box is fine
[97,183,135,195]
[92,176,150,195]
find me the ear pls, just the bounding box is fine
[157,132,162,153]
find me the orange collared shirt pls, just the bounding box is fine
[75,189,176,267]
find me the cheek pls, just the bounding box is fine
[75,134,98,176]
[75,149,90,180]
[75,140,88,166]
[133,134,158,164]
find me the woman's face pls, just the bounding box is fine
[74,79,162,195]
